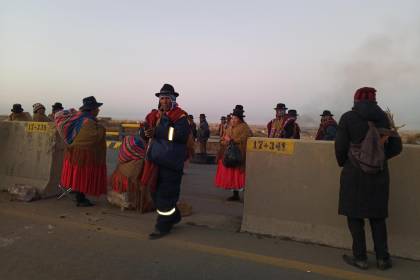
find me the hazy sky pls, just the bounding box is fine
[1,0,419,128]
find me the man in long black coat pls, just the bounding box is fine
[335,87,402,270]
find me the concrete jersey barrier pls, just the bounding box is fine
[0,121,64,197]
[242,137,420,260]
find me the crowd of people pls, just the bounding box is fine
[5,84,402,270]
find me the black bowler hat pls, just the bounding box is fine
[221,116,227,120]
[11,104,24,113]
[320,110,334,117]
[188,114,194,119]
[52,102,64,111]
[274,103,288,110]
[200,113,206,118]
[79,96,103,111]
[287,109,299,117]
[232,105,245,118]
[155,83,179,97]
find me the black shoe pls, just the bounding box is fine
[227,194,240,201]
[377,259,392,270]
[149,230,169,240]
[76,199,94,207]
[342,254,368,270]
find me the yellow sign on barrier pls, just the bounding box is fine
[247,138,295,155]
[26,122,51,133]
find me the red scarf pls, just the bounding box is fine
[140,106,187,191]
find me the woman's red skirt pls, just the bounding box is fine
[61,154,107,197]
[214,160,245,190]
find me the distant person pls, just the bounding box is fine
[218,116,227,137]
[32,103,51,122]
[55,96,107,207]
[282,109,301,139]
[8,104,32,121]
[141,84,191,239]
[49,102,64,120]
[335,87,402,270]
[226,114,232,128]
[315,110,338,141]
[188,114,198,140]
[197,113,210,154]
[215,105,252,201]
[267,103,288,138]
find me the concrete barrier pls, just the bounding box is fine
[242,137,420,260]
[0,121,64,197]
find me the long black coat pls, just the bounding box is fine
[335,101,402,218]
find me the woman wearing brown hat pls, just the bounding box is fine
[56,96,107,207]
[215,105,253,201]
[8,104,32,121]
[32,103,51,122]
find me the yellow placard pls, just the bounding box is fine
[247,138,295,155]
[26,122,51,133]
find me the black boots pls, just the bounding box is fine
[377,258,392,270]
[75,192,94,207]
[227,191,240,201]
[342,255,368,270]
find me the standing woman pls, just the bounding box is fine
[215,105,252,201]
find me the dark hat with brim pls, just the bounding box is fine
[200,114,206,118]
[11,104,23,113]
[320,110,334,117]
[79,96,103,111]
[221,116,227,120]
[52,102,64,110]
[274,103,288,110]
[232,105,245,118]
[188,114,194,119]
[155,83,179,97]
[287,109,299,117]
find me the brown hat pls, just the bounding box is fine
[33,103,45,113]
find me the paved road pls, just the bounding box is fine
[1,154,419,279]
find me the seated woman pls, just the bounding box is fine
[110,134,154,213]
[215,105,253,201]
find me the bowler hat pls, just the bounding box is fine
[320,110,334,117]
[232,105,245,118]
[52,102,64,111]
[155,83,179,97]
[200,113,206,118]
[287,109,299,117]
[79,96,103,111]
[274,103,288,110]
[11,104,23,113]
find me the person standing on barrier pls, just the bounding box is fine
[142,83,191,240]
[56,96,107,207]
[215,105,252,201]
[335,87,402,270]
[8,104,32,121]
[267,103,288,138]
[315,110,337,141]
[32,103,51,122]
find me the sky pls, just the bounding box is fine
[1,0,419,129]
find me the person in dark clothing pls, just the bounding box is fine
[335,87,402,270]
[315,110,338,141]
[188,114,197,140]
[197,113,210,154]
[282,109,301,139]
[143,84,191,240]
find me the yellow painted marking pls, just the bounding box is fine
[106,131,119,136]
[0,208,390,280]
[26,122,51,133]
[106,141,122,149]
[247,137,295,155]
[106,141,112,148]
[121,123,140,128]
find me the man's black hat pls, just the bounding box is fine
[320,110,334,117]
[52,102,64,110]
[221,116,227,120]
[155,83,179,97]
[232,105,245,118]
[79,96,103,111]
[11,104,23,113]
[274,103,288,110]
[188,114,194,119]
[287,109,299,117]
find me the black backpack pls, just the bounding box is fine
[348,121,386,174]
